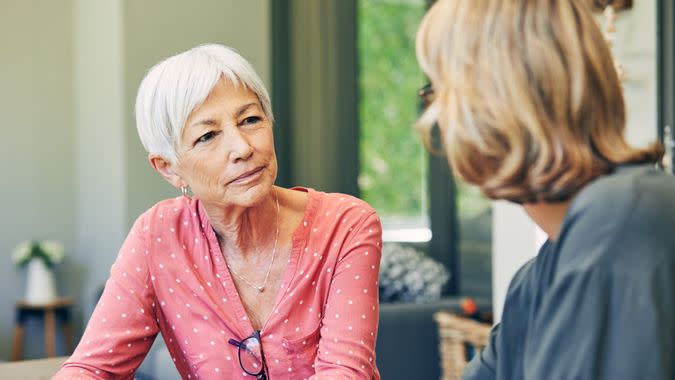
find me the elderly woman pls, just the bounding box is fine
[55,44,382,379]
[416,1,674,379]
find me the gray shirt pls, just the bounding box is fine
[464,164,675,379]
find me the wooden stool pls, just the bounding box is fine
[10,298,74,361]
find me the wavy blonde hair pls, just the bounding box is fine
[415,0,662,203]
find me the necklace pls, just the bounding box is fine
[223,188,280,293]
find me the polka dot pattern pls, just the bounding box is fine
[55,188,382,379]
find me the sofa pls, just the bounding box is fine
[134,297,490,379]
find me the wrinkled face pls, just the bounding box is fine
[175,78,277,208]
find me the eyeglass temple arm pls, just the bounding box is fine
[229,338,261,357]
[228,338,242,348]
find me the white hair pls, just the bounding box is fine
[135,44,274,164]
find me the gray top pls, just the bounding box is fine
[464,164,675,380]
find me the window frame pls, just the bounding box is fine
[658,0,675,172]
[271,0,490,297]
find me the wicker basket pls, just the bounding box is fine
[434,312,492,380]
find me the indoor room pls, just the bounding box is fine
[0,0,672,379]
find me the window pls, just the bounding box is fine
[272,0,492,299]
[357,0,491,298]
[357,0,429,243]
[455,181,492,298]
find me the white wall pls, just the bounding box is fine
[615,0,658,148]
[492,204,545,321]
[0,0,75,360]
[73,0,126,320]
[491,2,658,321]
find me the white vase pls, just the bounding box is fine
[25,258,57,305]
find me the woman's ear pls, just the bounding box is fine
[149,154,185,189]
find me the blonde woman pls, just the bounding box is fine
[416,0,674,379]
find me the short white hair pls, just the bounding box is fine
[135,44,274,164]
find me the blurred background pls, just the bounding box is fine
[0,0,668,378]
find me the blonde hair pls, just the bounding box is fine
[415,0,662,203]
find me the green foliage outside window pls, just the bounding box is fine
[357,0,491,221]
[358,0,492,297]
[358,0,428,220]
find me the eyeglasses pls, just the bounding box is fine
[228,330,269,379]
[416,83,445,154]
[418,83,435,109]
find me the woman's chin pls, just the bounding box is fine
[224,182,273,208]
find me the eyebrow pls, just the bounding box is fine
[188,119,217,130]
[188,102,259,130]
[234,102,258,118]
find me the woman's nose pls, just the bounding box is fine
[225,128,254,162]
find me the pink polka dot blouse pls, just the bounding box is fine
[55,187,382,379]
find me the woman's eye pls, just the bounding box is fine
[196,131,216,144]
[241,116,262,126]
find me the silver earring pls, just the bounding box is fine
[180,186,189,197]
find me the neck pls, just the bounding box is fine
[522,199,573,242]
[203,188,279,257]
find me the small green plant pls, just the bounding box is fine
[12,240,65,268]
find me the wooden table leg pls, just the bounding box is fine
[10,324,24,361]
[44,310,56,358]
[62,321,74,354]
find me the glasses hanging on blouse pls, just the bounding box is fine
[228,330,269,379]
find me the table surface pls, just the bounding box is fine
[16,298,73,310]
[0,356,66,380]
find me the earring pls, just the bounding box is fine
[180,185,189,197]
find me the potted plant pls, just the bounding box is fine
[12,240,65,304]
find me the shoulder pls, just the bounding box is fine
[625,166,675,227]
[309,189,379,226]
[111,198,191,279]
[303,190,381,257]
[503,242,555,305]
[319,191,377,213]
[127,197,199,254]
[558,165,675,275]
[132,196,194,228]
[324,192,380,240]
[567,164,675,224]
[566,165,646,223]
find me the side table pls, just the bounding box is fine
[10,298,74,361]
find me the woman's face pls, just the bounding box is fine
[174,78,277,208]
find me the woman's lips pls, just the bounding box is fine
[229,166,265,184]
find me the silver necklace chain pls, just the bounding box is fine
[223,188,280,293]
